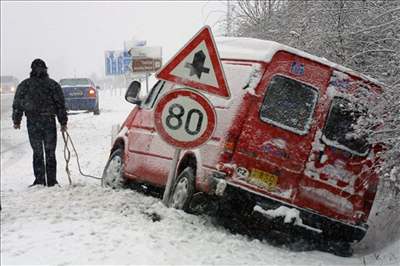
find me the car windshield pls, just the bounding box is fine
[60,78,91,86]
[322,97,369,156]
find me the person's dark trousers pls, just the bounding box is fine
[26,114,58,186]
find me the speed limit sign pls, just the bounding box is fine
[154,89,216,149]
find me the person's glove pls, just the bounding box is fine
[60,124,68,132]
[13,123,20,129]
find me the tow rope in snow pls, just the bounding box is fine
[61,130,102,186]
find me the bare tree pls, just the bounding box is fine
[229,0,399,85]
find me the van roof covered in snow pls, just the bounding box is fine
[216,37,382,86]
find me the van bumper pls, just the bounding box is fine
[204,171,367,243]
[225,184,368,242]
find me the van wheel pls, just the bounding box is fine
[102,148,125,189]
[169,167,195,212]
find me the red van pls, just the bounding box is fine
[102,37,381,245]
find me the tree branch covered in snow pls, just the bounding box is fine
[228,0,400,84]
[351,84,400,193]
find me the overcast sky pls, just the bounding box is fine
[1,1,226,82]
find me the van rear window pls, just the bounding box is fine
[322,97,369,156]
[260,75,318,135]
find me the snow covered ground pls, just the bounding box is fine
[1,89,399,265]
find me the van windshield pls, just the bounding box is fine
[322,97,369,156]
[143,80,173,109]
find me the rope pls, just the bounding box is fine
[61,130,102,186]
[62,131,73,186]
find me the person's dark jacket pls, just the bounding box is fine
[12,77,68,126]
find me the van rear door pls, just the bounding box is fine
[231,51,331,202]
[302,72,379,224]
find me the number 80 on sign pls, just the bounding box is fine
[154,89,217,149]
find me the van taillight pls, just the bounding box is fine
[219,141,235,162]
[88,88,96,97]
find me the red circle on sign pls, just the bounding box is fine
[154,89,216,149]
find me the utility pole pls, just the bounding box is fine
[227,0,231,36]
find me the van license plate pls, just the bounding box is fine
[248,168,278,190]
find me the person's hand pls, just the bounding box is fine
[13,124,20,129]
[60,125,67,132]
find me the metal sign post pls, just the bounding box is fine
[162,148,181,205]
[154,89,217,206]
[145,71,149,94]
[154,26,225,208]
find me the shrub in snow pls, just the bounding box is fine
[352,84,400,196]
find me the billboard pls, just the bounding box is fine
[104,51,132,76]
[132,57,162,73]
[129,46,162,73]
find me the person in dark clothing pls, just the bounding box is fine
[12,59,68,187]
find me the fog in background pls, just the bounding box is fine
[1,1,225,82]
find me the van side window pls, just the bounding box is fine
[260,75,318,135]
[322,97,369,155]
[143,80,166,109]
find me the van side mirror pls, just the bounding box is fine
[96,85,100,90]
[125,81,142,104]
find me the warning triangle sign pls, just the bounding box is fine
[156,26,230,99]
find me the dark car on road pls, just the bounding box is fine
[60,78,100,115]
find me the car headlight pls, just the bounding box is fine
[10,87,15,92]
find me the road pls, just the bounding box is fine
[1,93,23,155]
[1,93,14,117]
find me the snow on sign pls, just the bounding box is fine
[156,26,231,99]
[154,89,216,149]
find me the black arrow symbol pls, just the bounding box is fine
[185,50,210,79]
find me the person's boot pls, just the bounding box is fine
[46,179,59,187]
[29,179,45,187]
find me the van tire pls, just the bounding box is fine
[168,167,195,212]
[102,148,125,189]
